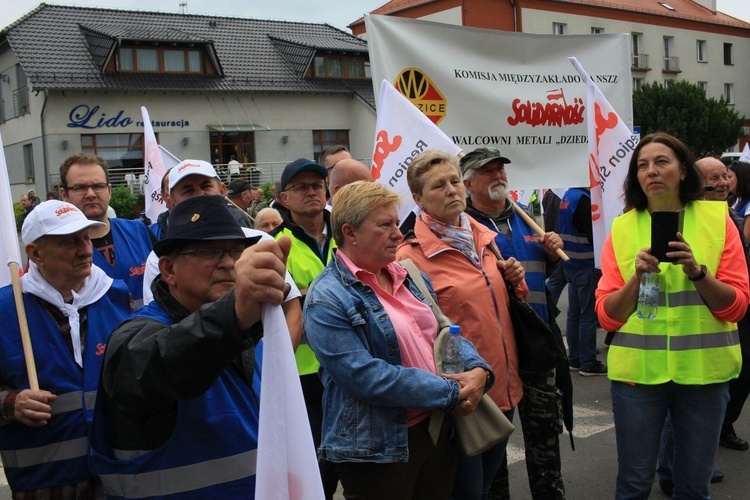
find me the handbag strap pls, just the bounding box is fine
[486,240,521,300]
[398,258,450,444]
[399,259,452,331]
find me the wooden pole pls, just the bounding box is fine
[8,262,39,390]
[225,197,255,224]
[511,200,569,262]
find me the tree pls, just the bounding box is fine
[109,186,137,219]
[633,80,744,157]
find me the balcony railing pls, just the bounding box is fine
[663,56,681,72]
[632,53,650,70]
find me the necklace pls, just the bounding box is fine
[376,270,393,294]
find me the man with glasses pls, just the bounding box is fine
[271,157,337,499]
[60,153,155,306]
[90,195,292,495]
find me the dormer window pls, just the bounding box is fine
[117,46,204,73]
[310,55,369,79]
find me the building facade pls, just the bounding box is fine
[0,4,376,198]
[351,0,750,148]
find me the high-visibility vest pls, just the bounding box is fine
[559,188,594,268]
[608,201,741,385]
[274,224,336,375]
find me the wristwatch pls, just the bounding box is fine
[688,264,707,282]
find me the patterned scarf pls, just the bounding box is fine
[421,211,481,269]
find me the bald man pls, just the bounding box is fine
[328,159,373,199]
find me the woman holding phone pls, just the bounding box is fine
[595,132,750,499]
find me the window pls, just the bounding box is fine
[81,133,145,185]
[312,130,349,161]
[632,33,648,69]
[553,23,567,35]
[12,63,29,117]
[311,55,368,79]
[633,78,645,91]
[117,46,203,73]
[209,131,255,166]
[696,40,707,62]
[724,83,734,104]
[591,27,604,34]
[23,144,34,183]
[697,81,708,92]
[663,37,679,71]
[724,43,733,65]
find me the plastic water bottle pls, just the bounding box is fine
[442,325,465,374]
[637,272,660,320]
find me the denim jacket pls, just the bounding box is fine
[303,254,493,463]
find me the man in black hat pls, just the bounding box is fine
[270,157,338,498]
[90,195,292,495]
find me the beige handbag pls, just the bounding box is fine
[400,259,515,456]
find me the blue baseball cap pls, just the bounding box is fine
[280,158,327,192]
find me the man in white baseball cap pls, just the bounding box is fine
[0,200,133,496]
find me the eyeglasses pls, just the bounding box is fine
[284,182,326,194]
[173,247,245,263]
[64,183,109,195]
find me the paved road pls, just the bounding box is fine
[3,289,750,498]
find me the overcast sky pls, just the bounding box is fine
[1,0,749,33]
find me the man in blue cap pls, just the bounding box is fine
[90,195,292,496]
[271,157,338,498]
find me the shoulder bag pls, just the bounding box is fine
[399,259,515,456]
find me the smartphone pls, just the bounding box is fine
[651,210,684,263]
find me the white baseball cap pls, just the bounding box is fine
[169,159,220,192]
[22,200,106,244]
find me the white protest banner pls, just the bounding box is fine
[372,79,462,224]
[0,133,22,288]
[142,107,180,223]
[740,142,750,163]
[569,57,635,267]
[255,304,324,500]
[365,14,632,190]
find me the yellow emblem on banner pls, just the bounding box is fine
[394,68,447,126]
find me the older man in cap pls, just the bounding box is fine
[461,147,569,500]
[227,179,254,214]
[0,200,133,497]
[271,157,338,498]
[90,195,292,496]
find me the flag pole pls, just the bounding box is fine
[225,197,255,224]
[8,262,39,390]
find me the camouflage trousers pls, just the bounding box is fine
[489,369,566,500]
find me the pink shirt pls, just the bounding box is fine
[337,251,438,426]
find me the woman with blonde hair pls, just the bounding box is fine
[305,181,493,500]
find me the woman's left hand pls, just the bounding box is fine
[499,257,525,286]
[667,232,703,279]
[444,367,487,416]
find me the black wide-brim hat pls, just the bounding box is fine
[153,195,260,257]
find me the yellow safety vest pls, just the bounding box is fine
[275,226,336,375]
[608,201,740,385]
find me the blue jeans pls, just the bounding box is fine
[562,266,600,369]
[452,409,515,500]
[611,381,729,500]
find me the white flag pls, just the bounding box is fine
[142,107,180,223]
[740,142,750,163]
[569,57,637,267]
[255,304,324,500]
[0,133,22,287]
[372,79,462,224]
[510,189,536,207]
